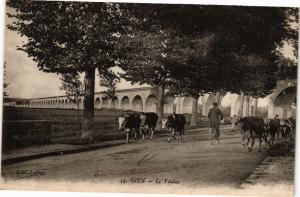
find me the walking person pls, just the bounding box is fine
[273,114,281,140]
[208,102,224,144]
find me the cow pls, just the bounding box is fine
[267,118,281,147]
[287,117,296,140]
[236,117,269,152]
[279,118,295,144]
[140,112,158,140]
[118,113,141,144]
[162,114,186,143]
[118,112,159,143]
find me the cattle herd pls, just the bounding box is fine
[236,116,296,152]
[118,113,296,152]
[118,112,185,144]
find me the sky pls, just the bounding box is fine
[3,4,298,99]
[4,7,148,99]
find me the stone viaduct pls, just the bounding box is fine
[27,80,296,119]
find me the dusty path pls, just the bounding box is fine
[1,126,273,189]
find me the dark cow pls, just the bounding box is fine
[140,112,158,140]
[236,117,268,152]
[267,118,281,147]
[265,117,295,147]
[287,117,296,140]
[118,113,141,144]
[118,112,158,143]
[279,119,295,144]
[162,114,186,143]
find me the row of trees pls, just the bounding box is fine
[7,1,298,140]
[118,5,298,126]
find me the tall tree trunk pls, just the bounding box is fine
[81,67,95,142]
[77,94,80,137]
[252,98,258,116]
[238,92,245,117]
[113,99,116,131]
[215,91,221,107]
[245,96,251,117]
[156,85,164,130]
[191,95,199,126]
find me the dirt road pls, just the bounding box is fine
[2,126,273,189]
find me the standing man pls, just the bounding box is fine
[208,102,224,144]
[272,114,281,140]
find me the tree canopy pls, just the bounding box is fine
[120,4,298,121]
[121,5,297,96]
[7,1,127,74]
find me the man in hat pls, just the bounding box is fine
[208,102,224,144]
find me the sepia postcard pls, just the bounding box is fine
[0,0,299,197]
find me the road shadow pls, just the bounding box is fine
[267,142,295,157]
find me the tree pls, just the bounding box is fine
[165,6,297,119]
[99,69,120,130]
[232,55,278,116]
[119,24,176,129]
[119,5,297,126]
[7,0,129,141]
[275,51,298,80]
[285,8,299,58]
[119,4,213,127]
[3,62,9,97]
[59,72,84,137]
[99,69,120,101]
[166,33,218,125]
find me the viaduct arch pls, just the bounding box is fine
[27,80,296,119]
